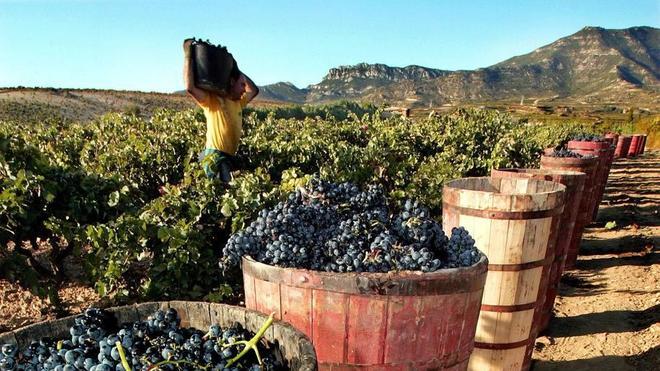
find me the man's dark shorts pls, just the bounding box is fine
[199,148,233,182]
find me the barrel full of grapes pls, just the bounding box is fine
[638,135,647,155]
[567,140,612,221]
[1,301,318,370]
[604,133,619,148]
[490,169,585,332]
[642,135,648,154]
[540,154,598,270]
[614,136,632,158]
[628,135,642,157]
[242,255,488,370]
[442,177,566,371]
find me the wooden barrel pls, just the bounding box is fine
[600,137,617,216]
[638,135,647,155]
[540,155,598,270]
[0,301,317,370]
[614,136,632,158]
[242,255,488,370]
[628,135,642,157]
[642,135,647,154]
[567,140,612,220]
[490,169,585,333]
[442,177,566,371]
[604,133,619,147]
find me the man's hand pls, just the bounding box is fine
[183,38,194,56]
[182,38,209,105]
[241,73,259,105]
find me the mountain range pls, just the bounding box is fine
[258,26,659,106]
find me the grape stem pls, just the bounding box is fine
[224,312,275,367]
[146,359,207,370]
[299,186,323,200]
[115,341,133,371]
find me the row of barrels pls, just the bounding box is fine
[613,133,648,158]
[5,134,647,370]
[239,135,637,370]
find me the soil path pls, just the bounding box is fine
[533,150,659,370]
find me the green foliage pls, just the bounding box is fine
[78,110,202,200]
[1,107,583,303]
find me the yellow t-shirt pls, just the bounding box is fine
[198,94,249,155]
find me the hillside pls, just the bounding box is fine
[260,26,660,107]
[0,88,195,123]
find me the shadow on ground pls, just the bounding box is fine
[576,249,659,270]
[542,304,660,338]
[532,345,659,371]
[578,234,655,256]
[559,271,608,296]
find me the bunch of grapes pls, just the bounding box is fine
[549,147,584,158]
[0,308,281,371]
[571,133,605,142]
[221,179,482,273]
[549,147,595,158]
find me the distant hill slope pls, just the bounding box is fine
[260,26,660,106]
[0,88,196,123]
[258,82,309,104]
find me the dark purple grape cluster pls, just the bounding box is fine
[221,179,482,273]
[549,147,584,158]
[549,147,595,159]
[571,133,605,142]
[0,308,281,371]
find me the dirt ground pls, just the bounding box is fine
[1,151,658,369]
[0,280,100,333]
[532,150,659,370]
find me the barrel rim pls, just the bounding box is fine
[492,168,586,179]
[442,177,566,214]
[540,154,599,165]
[443,177,566,197]
[242,254,488,296]
[567,140,611,150]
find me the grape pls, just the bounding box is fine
[220,178,482,273]
[2,308,283,370]
[571,133,605,142]
[549,147,595,158]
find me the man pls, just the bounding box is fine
[183,39,259,181]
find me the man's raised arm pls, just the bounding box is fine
[183,39,209,105]
[242,73,259,105]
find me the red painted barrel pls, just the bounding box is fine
[601,137,617,212]
[490,169,585,333]
[443,177,566,371]
[641,135,648,154]
[628,135,642,157]
[540,155,598,270]
[567,140,612,220]
[604,133,619,147]
[614,136,632,158]
[242,255,488,370]
[638,135,647,155]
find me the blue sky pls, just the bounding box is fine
[0,0,657,93]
